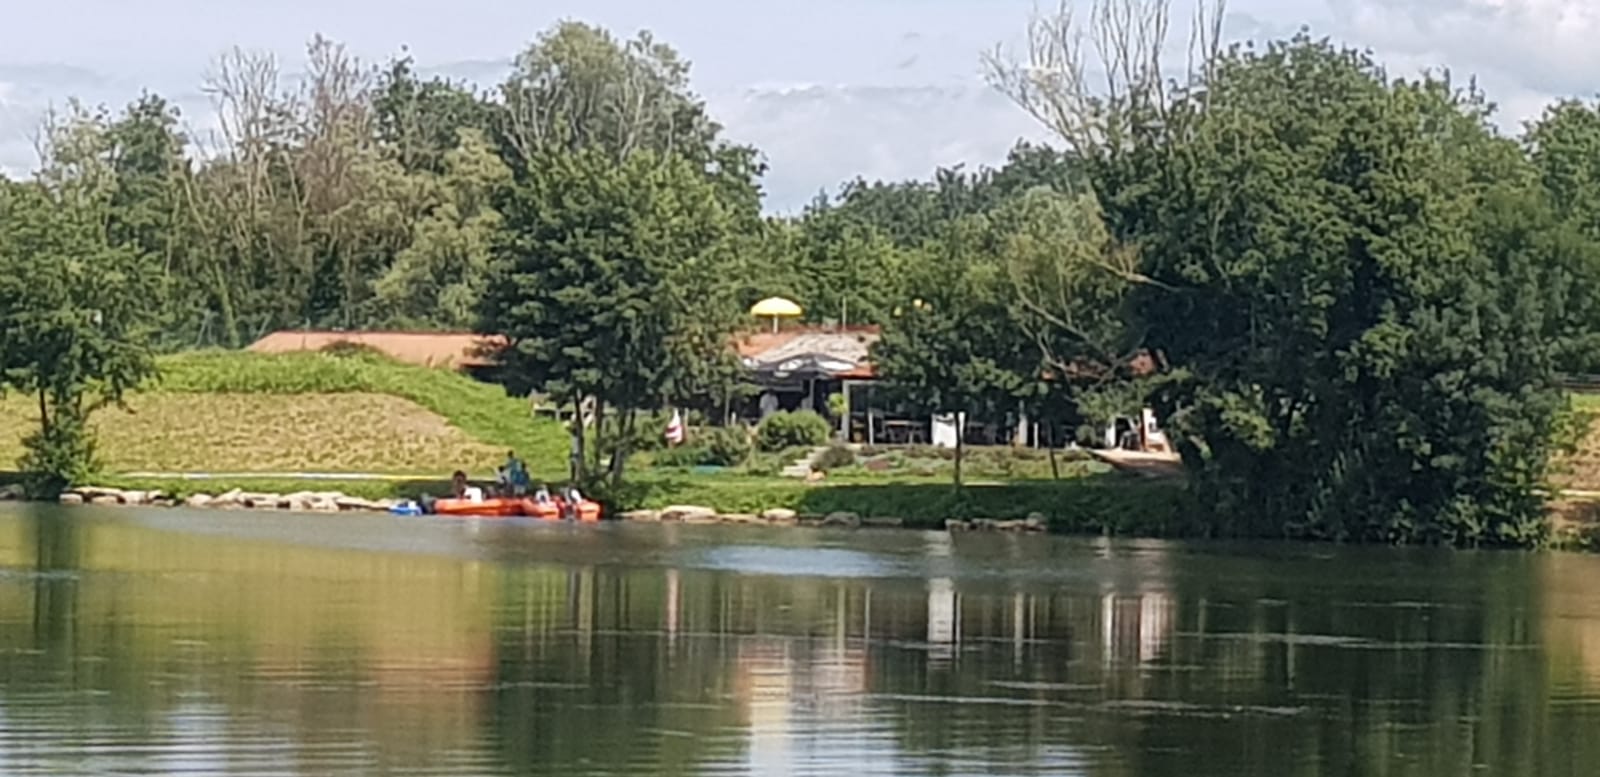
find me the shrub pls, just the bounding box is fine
[757,410,832,452]
[649,427,752,468]
[812,443,857,472]
[703,426,754,466]
[20,406,95,499]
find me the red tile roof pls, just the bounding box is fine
[248,331,504,369]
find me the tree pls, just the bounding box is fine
[1523,100,1600,373]
[871,217,1040,487]
[481,149,745,489]
[0,182,160,496]
[372,129,511,329]
[372,54,496,174]
[501,21,720,164]
[1123,36,1569,545]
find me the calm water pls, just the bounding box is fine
[0,505,1597,776]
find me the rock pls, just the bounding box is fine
[240,493,281,509]
[74,486,124,499]
[862,516,904,529]
[798,514,825,527]
[308,497,340,513]
[58,493,84,506]
[720,513,763,525]
[994,520,1024,532]
[0,484,23,501]
[760,508,798,522]
[821,511,861,528]
[620,509,661,522]
[335,496,383,512]
[945,519,971,532]
[211,489,244,507]
[115,489,161,506]
[971,519,999,531]
[1024,513,1047,532]
[659,505,717,523]
[184,494,214,508]
[150,498,175,508]
[89,495,121,506]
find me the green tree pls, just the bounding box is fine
[0,182,160,496]
[1120,37,1569,545]
[372,129,511,329]
[481,149,745,488]
[1523,100,1600,373]
[871,217,1039,486]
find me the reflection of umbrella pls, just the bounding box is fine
[750,297,803,332]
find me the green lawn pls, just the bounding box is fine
[0,350,568,479]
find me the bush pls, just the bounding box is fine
[20,408,96,499]
[648,427,752,468]
[812,443,856,472]
[703,427,753,466]
[757,410,832,452]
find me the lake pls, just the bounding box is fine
[0,504,1596,776]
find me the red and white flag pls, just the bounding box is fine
[664,409,685,446]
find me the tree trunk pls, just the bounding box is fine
[1047,421,1061,481]
[37,389,50,435]
[591,397,607,475]
[610,408,636,488]
[954,412,965,489]
[569,395,586,483]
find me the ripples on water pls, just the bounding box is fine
[0,504,1596,776]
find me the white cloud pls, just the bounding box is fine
[2,0,1598,208]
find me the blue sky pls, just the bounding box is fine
[1,0,1596,211]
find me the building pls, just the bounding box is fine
[248,330,505,378]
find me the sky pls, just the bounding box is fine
[1,0,1598,212]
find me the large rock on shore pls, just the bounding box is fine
[821,511,861,528]
[659,505,717,523]
[761,508,797,523]
[620,509,661,522]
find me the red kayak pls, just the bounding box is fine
[433,497,524,518]
[520,498,602,522]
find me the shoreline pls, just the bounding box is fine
[6,481,1595,549]
[4,484,1049,534]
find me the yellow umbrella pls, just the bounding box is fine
[750,296,803,332]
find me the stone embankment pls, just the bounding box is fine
[620,506,1047,532]
[0,485,398,514]
[3,487,1050,532]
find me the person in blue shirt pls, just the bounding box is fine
[504,451,531,496]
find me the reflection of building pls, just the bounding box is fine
[1100,588,1175,665]
[927,577,960,667]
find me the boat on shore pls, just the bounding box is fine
[396,496,603,522]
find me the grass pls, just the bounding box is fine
[89,469,1189,537]
[0,349,567,479]
[611,471,1191,535]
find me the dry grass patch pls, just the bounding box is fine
[0,392,519,476]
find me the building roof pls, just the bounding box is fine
[248,331,504,369]
[735,326,880,379]
[250,325,884,379]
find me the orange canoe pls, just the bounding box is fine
[518,498,603,522]
[433,498,524,518]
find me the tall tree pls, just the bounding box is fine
[481,148,745,488]
[0,181,161,496]
[871,217,1039,486]
[1123,36,1570,545]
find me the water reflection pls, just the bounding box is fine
[0,506,1595,775]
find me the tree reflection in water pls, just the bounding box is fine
[0,508,1594,775]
